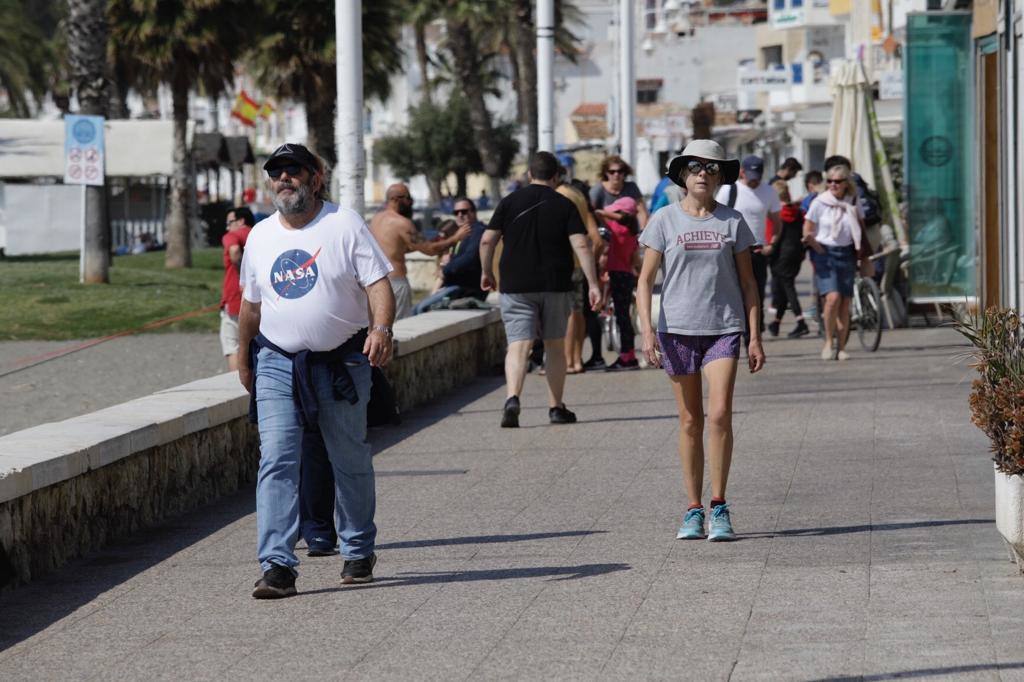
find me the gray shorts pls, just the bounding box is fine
[500,291,573,343]
[390,276,413,320]
[219,309,239,356]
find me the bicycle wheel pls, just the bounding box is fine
[855,277,883,352]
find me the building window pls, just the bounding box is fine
[761,45,783,69]
[644,0,658,31]
[774,0,785,9]
[637,79,662,104]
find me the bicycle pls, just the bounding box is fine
[850,274,883,352]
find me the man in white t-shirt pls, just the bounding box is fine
[715,155,780,333]
[237,143,396,599]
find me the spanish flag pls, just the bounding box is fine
[259,100,275,119]
[231,91,260,127]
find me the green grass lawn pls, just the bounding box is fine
[0,249,225,340]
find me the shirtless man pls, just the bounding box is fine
[369,183,471,319]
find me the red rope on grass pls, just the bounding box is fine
[0,304,221,378]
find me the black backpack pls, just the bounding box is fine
[851,173,882,227]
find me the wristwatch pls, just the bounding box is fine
[372,325,393,339]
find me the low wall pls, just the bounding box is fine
[0,308,503,588]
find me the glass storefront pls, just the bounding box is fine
[904,12,975,301]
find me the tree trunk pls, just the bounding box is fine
[68,0,110,283]
[426,174,443,207]
[446,18,504,200]
[513,0,538,155]
[165,76,192,269]
[506,41,524,124]
[305,84,337,167]
[455,170,467,198]
[415,22,432,104]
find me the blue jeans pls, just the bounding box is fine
[254,346,375,572]
[412,285,462,315]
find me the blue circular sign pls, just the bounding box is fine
[270,249,320,299]
[72,119,97,144]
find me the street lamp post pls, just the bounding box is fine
[336,0,365,216]
[537,0,555,152]
[618,0,635,165]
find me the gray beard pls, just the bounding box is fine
[272,183,313,215]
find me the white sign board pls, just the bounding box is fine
[879,70,905,100]
[64,115,105,186]
[772,9,804,28]
[738,70,791,92]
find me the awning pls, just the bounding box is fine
[0,119,195,178]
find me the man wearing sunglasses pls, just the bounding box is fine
[369,183,471,319]
[715,155,780,334]
[238,142,396,598]
[411,198,487,315]
[220,206,255,371]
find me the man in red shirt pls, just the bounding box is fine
[220,207,255,369]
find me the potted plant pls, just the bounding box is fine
[954,307,1024,573]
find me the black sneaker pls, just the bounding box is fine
[582,356,606,370]
[549,404,577,424]
[768,320,780,337]
[787,320,810,338]
[252,564,297,599]
[605,357,640,371]
[341,553,377,585]
[501,396,520,428]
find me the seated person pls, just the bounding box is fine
[413,198,489,314]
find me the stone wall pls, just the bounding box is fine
[0,309,505,589]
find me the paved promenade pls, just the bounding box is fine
[1,327,1022,680]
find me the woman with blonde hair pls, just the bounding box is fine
[802,163,867,361]
[637,139,765,542]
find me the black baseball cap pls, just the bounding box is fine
[741,155,764,181]
[263,143,318,173]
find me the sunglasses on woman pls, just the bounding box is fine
[686,160,720,176]
[825,178,846,185]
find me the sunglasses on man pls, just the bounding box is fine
[267,164,305,179]
[453,209,472,216]
[825,178,846,185]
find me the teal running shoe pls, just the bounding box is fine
[676,507,706,539]
[707,503,736,542]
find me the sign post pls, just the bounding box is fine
[64,114,105,283]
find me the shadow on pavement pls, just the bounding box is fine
[745,518,993,539]
[0,487,255,654]
[378,529,606,550]
[812,661,1024,681]
[302,562,632,594]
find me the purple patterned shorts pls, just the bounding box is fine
[656,332,742,376]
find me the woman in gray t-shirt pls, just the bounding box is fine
[636,139,765,543]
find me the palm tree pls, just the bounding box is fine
[66,0,110,283]
[108,0,255,269]
[247,0,404,166]
[0,0,58,117]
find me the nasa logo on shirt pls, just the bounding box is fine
[270,248,321,299]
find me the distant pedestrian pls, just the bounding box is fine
[591,155,650,231]
[801,170,823,212]
[220,207,254,370]
[238,143,396,598]
[369,183,470,320]
[556,167,604,374]
[412,198,487,314]
[636,139,765,542]
[767,181,809,338]
[803,163,868,361]
[600,195,641,371]
[480,151,602,428]
[715,155,780,334]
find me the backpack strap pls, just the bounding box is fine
[728,183,738,208]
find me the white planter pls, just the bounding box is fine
[994,465,1024,574]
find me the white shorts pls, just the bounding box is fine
[390,276,413,320]
[219,310,240,356]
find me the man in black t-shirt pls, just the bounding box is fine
[480,151,602,428]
